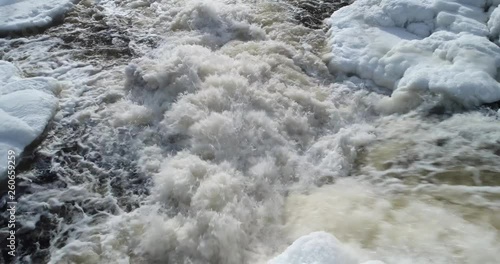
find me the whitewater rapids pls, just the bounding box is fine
[0,0,499,264]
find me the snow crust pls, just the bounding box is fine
[0,61,59,179]
[0,0,79,34]
[269,232,384,264]
[327,0,500,112]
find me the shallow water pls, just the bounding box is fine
[0,0,499,263]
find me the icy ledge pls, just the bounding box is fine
[326,0,500,113]
[0,61,59,180]
[269,232,384,264]
[0,0,80,35]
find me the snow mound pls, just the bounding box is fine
[0,0,79,35]
[0,61,59,180]
[269,232,384,264]
[327,0,500,112]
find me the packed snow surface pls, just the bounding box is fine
[0,0,79,34]
[327,0,500,112]
[0,61,59,179]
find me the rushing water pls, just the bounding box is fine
[0,0,499,263]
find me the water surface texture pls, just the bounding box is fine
[0,0,499,263]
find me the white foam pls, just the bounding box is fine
[0,61,59,179]
[327,0,500,112]
[0,0,79,34]
[43,1,381,263]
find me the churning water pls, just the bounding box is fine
[0,0,499,263]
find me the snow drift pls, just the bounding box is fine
[269,232,384,264]
[0,61,59,180]
[327,0,500,112]
[0,0,79,35]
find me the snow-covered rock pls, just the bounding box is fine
[0,61,59,180]
[0,0,80,35]
[327,0,500,112]
[269,232,384,264]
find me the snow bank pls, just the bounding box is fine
[327,0,500,112]
[269,232,384,264]
[0,61,59,180]
[0,0,79,35]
